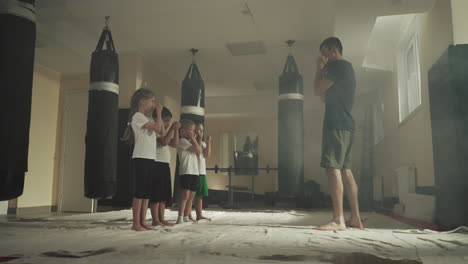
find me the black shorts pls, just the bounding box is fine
[132,158,154,199]
[151,162,172,203]
[180,174,199,192]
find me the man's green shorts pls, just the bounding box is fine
[195,174,209,197]
[320,128,354,169]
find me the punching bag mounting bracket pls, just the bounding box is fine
[104,16,110,29]
[190,48,199,56]
[190,48,199,63]
[286,40,295,48]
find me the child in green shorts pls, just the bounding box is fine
[191,122,212,221]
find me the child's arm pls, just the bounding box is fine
[160,120,167,136]
[204,136,212,158]
[169,122,181,148]
[157,122,175,146]
[144,103,163,133]
[186,134,202,156]
[197,134,203,147]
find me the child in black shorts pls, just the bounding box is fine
[176,119,201,224]
[150,107,180,226]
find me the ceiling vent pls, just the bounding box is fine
[226,41,267,56]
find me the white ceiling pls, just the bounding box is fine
[34,0,436,115]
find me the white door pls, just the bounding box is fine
[59,90,96,212]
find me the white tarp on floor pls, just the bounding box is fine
[0,210,467,264]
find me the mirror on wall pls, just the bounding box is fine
[220,132,259,175]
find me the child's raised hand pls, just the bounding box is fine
[155,103,163,113]
[173,121,181,130]
[207,135,212,142]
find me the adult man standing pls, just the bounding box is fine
[313,37,363,231]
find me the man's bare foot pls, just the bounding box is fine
[132,224,147,231]
[161,220,175,226]
[315,221,347,231]
[346,218,364,229]
[197,216,211,221]
[152,220,164,227]
[141,223,155,230]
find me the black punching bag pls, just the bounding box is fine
[84,17,119,199]
[278,43,304,197]
[180,49,205,123]
[0,0,36,201]
[173,49,205,202]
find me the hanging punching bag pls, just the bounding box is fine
[278,42,304,197]
[0,0,36,201]
[84,17,119,199]
[173,49,205,203]
[180,50,205,123]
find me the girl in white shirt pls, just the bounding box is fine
[122,88,162,231]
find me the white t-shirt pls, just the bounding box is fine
[131,112,156,161]
[156,144,171,163]
[198,141,207,175]
[177,138,199,175]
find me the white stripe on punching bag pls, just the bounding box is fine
[0,0,36,22]
[181,106,205,116]
[89,82,119,95]
[279,93,304,101]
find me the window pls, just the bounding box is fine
[398,19,422,123]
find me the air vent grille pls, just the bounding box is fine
[226,41,267,56]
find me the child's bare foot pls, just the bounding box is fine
[346,218,364,229]
[141,223,155,230]
[315,221,347,231]
[197,216,211,221]
[161,220,175,226]
[131,224,147,231]
[152,220,164,226]
[188,216,197,222]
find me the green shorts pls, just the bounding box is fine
[320,128,354,170]
[195,174,209,197]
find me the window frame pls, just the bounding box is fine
[397,17,422,124]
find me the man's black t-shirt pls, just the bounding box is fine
[323,59,356,131]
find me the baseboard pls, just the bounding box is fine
[15,206,53,215]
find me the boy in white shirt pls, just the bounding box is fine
[150,107,180,226]
[192,122,212,221]
[176,119,201,224]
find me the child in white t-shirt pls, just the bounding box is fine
[176,119,201,224]
[150,107,180,226]
[121,88,162,231]
[192,122,212,221]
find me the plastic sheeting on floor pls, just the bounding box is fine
[1,210,467,264]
